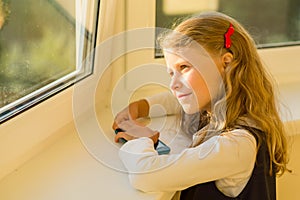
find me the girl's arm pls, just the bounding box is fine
[119,129,256,194]
[113,91,180,129]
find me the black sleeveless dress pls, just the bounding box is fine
[180,127,276,200]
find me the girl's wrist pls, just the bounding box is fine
[150,131,160,146]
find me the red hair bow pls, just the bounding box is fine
[224,23,234,49]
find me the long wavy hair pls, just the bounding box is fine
[159,11,289,176]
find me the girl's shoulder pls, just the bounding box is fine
[219,127,257,146]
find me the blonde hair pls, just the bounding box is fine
[159,11,289,176]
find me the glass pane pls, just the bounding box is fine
[155,0,300,57]
[0,0,99,122]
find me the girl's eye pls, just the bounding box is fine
[180,65,189,71]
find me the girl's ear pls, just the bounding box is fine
[222,52,233,69]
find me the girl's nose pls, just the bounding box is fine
[170,74,182,91]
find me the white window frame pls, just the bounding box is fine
[0,0,100,123]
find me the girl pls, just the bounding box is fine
[113,11,289,199]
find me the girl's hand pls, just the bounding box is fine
[112,99,149,130]
[114,120,159,144]
[112,106,137,130]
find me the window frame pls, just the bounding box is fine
[0,0,101,123]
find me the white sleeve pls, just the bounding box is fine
[119,129,256,193]
[144,91,181,117]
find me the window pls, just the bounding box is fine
[0,0,100,122]
[155,0,300,57]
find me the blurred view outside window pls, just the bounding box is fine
[156,0,300,57]
[0,0,99,122]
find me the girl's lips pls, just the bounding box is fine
[177,93,192,99]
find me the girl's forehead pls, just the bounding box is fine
[164,51,184,61]
[164,50,213,67]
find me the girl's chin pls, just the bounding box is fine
[181,104,200,114]
[180,103,210,114]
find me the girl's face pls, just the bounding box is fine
[164,50,225,114]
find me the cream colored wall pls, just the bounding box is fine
[277,134,300,200]
[94,0,168,119]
